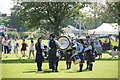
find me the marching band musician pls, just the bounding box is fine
[84,36,91,70]
[74,41,85,72]
[48,34,53,69]
[35,37,44,71]
[48,34,61,72]
[65,45,76,70]
[84,41,97,71]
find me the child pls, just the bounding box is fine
[21,39,28,57]
[29,40,34,59]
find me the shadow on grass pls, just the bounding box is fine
[2,57,119,63]
[67,69,89,73]
[95,58,119,61]
[2,58,67,63]
[59,68,67,70]
[23,71,36,73]
[23,70,56,74]
[2,59,48,63]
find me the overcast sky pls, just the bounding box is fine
[0,0,14,14]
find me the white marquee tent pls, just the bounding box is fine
[88,23,119,35]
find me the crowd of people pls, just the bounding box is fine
[1,34,103,72]
[2,37,34,59]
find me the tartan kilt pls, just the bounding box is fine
[87,53,95,62]
[78,53,85,63]
[48,49,59,62]
[65,54,72,61]
[84,53,88,60]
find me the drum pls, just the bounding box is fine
[72,55,81,65]
[57,36,71,50]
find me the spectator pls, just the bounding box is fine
[29,40,34,59]
[14,38,19,54]
[4,37,9,54]
[21,39,28,57]
[8,38,12,54]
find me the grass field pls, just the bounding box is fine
[1,39,119,78]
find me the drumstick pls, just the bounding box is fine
[70,52,77,58]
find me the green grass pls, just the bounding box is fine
[1,39,119,78]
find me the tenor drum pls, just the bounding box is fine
[72,55,81,65]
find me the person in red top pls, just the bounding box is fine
[21,39,28,57]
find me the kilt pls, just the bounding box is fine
[48,48,59,62]
[35,52,44,62]
[78,53,85,63]
[65,54,72,61]
[84,52,88,60]
[65,49,72,61]
[87,53,95,62]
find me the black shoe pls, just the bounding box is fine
[89,69,92,71]
[38,69,42,71]
[68,67,71,69]
[52,70,54,72]
[49,67,52,69]
[55,70,59,72]
[77,70,82,72]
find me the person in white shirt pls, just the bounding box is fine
[29,40,34,59]
[8,38,12,54]
[4,37,9,54]
[14,38,19,54]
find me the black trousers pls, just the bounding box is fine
[50,61,58,71]
[4,46,8,54]
[37,62,42,71]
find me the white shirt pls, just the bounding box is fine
[14,41,17,46]
[4,40,9,46]
[30,43,34,50]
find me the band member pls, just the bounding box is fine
[65,47,76,70]
[48,34,53,69]
[48,34,61,72]
[74,41,85,72]
[35,37,44,71]
[84,41,97,71]
[84,36,91,70]
[21,39,28,57]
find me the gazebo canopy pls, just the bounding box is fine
[88,23,119,35]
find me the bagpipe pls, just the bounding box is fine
[57,36,81,64]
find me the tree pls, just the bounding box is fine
[0,11,27,32]
[15,2,89,35]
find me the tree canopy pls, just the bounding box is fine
[15,2,90,35]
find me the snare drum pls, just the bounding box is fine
[72,55,81,65]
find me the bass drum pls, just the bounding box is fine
[57,36,71,50]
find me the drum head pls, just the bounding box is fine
[57,36,71,50]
